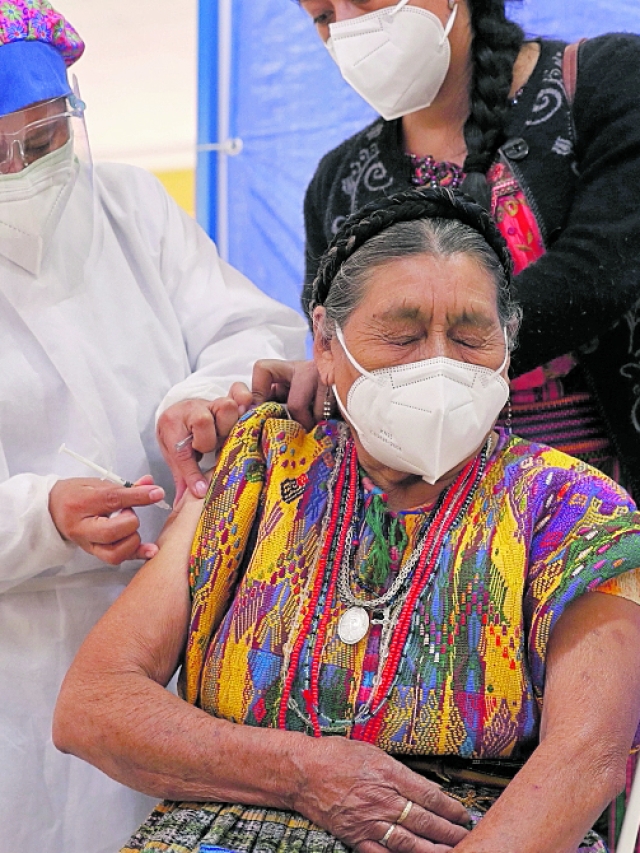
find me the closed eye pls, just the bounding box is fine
[452,337,483,348]
[25,139,53,157]
[397,337,422,346]
[313,11,333,25]
[299,1,334,27]
[381,334,424,350]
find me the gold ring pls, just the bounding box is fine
[397,800,413,825]
[379,824,396,848]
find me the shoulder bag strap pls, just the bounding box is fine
[562,38,588,106]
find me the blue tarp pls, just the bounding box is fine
[197,1,640,316]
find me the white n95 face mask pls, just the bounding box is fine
[0,137,78,276]
[325,0,458,121]
[332,324,509,484]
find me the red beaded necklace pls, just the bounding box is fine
[278,428,487,738]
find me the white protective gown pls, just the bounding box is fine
[0,162,307,853]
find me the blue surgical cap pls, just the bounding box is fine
[0,40,71,116]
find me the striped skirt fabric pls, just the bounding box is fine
[121,788,609,853]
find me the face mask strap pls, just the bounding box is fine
[333,327,379,438]
[389,0,412,16]
[440,2,458,44]
[331,383,349,421]
[389,0,457,45]
[335,324,379,381]
[332,382,373,451]
[497,327,510,375]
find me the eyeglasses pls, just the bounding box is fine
[0,102,82,174]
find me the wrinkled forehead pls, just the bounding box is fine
[352,252,503,324]
[0,97,67,134]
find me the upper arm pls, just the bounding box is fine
[157,199,307,374]
[65,507,198,690]
[542,591,640,753]
[451,590,640,853]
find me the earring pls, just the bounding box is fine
[323,389,333,421]
[505,398,513,435]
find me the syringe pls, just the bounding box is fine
[58,444,171,511]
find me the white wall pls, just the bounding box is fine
[53,0,197,170]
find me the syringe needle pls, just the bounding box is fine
[58,444,170,510]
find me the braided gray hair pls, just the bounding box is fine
[311,187,522,348]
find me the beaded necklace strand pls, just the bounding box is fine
[409,154,464,189]
[355,445,487,743]
[278,427,351,732]
[408,92,524,190]
[278,428,489,737]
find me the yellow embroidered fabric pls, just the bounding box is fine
[181,405,640,757]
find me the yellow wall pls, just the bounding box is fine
[154,169,195,218]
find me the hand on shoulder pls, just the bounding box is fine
[157,384,253,501]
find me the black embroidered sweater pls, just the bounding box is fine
[303,35,640,487]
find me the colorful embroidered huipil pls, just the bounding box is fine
[124,405,640,853]
[182,405,640,757]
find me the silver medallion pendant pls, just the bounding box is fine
[338,606,370,645]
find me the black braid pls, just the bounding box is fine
[311,186,513,308]
[460,0,525,209]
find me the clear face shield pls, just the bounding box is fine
[0,75,94,277]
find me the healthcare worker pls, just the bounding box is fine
[0,3,307,852]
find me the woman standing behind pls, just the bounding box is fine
[299,0,640,498]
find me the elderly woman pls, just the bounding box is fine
[54,188,640,853]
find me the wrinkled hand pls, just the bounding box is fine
[49,476,167,564]
[157,384,252,502]
[252,359,326,431]
[294,738,470,853]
